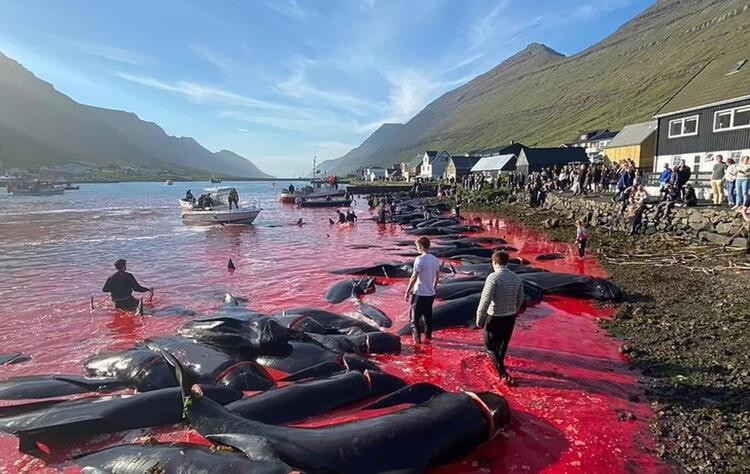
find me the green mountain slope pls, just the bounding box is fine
[324,0,750,174]
[0,52,271,178]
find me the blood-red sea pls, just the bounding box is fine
[0,182,672,473]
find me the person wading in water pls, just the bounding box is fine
[102,259,153,311]
[404,236,440,344]
[476,251,524,386]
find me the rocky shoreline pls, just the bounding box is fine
[448,196,750,473]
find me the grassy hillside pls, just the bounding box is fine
[327,0,750,174]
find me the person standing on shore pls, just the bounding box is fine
[575,219,588,258]
[404,236,440,344]
[710,155,727,205]
[102,259,153,311]
[476,251,524,386]
[734,156,750,210]
[725,158,737,207]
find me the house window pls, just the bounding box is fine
[730,151,742,161]
[671,155,681,166]
[668,115,699,138]
[714,106,750,132]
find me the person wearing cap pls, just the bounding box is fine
[102,259,153,311]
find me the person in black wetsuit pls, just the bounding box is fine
[337,210,346,224]
[102,259,153,311]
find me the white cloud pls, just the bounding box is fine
[67,39,147,66]
[468,0,511,49]
[189,43,234,77]
[263,0,312,20]
[277,60,387,116]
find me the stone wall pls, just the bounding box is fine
[542,194,748,248]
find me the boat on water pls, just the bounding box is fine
[210,177,222,184]
[180,187,261,225]
[297,196,353,208]
[278,153,346,203]
[63,184,79,190]
[165,179,174,185]
[7,180,65,196]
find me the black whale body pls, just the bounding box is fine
[0,385,240,456]
[74,442,290,474]
[164,352,510,474]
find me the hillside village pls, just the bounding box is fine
[355,44,750,203]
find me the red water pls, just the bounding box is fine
[0,183,671,473]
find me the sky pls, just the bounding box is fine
[0,0,653,176]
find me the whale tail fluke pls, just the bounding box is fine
[362,382,445,410]
[227,258,236,272]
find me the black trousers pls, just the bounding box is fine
[484,315,517,377]
[410,295,435,340]
[114,296,139,311]
[577,238,587,258]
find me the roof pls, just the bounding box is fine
[589,130,619,141]
[450,156,481,170]
[407,155,423,167]
[606,121,657,148]
[424,151,438,158]
[573,130,607,144]
[470,142,526,157]
[656,47,750,117]
[518,147,588,168]
[470,154,517,172]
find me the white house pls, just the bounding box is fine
[364,166,387,181]
[420,150,451,179]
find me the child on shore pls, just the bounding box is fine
[575,219,587,258]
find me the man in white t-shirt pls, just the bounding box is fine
[404,236,441,344]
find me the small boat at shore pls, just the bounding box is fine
[210,177,222,184]
[64,185,79,190]
[165,179,174,185]
[180,187,261,225]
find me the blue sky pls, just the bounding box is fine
[0,0,652,176]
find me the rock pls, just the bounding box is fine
[698,231,731,246]
[729,237,747,249]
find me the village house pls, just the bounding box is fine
[654,48,750,173]
[567,129,618,160]
[516,147,588,177]
[605,121,657,169]
[404,154,424,181]
[470,154,517,180]
[363,165,387,181]
[444,154,480,180]
[419,150,451,179]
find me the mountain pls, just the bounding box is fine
[323,0,750,174]
[0,52,272,178]
[318,123,403,174]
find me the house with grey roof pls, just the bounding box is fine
[654,47,750,173]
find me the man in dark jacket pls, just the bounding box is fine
[102,259,153,311]
[674,160,692,198]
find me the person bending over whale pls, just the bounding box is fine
[102,259,153,311]
[404,236,440,344]
[476,251,524,386]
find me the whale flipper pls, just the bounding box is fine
[363,382,445,410]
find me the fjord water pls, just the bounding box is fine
[0,182,668,472]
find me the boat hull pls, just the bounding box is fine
[181,209,261,225]
[9,188,65,196]
[298,199,352,208]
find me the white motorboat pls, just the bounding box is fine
[180,187,261,225]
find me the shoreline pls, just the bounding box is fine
[447,197,750,472]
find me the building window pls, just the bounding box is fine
[730,151,742,161]
[668,116,699,138]
[671,155,681,166]
[714,106,750,132]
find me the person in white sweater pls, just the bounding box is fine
[476,251,524,386]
